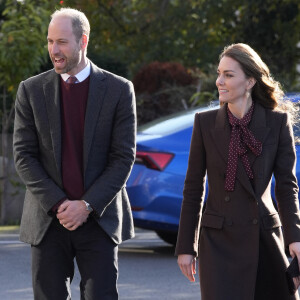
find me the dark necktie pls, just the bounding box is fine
[67,76,77,84]
[225,103,262,191]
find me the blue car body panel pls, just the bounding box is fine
[127,96,300,233]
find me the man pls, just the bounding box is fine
[13,8,136,300]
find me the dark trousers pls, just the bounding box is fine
[31,217,118,300]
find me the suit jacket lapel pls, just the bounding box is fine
[83,62,107,173]
[211,103,270,196]
[43,71,62,175]
[235,103,270,195]
[211,104,231,165]
[248,103,270,166]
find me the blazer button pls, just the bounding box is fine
[252,218,258,225]
[225,196,230,202]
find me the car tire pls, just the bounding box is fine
[155,230,178,246]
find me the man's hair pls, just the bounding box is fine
[51,8,90,43]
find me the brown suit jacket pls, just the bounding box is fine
[175,103,300,300]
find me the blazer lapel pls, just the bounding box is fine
[211,103,270,196]
[43,71,62,175]
[211,105,254,194]
[235,103,270,196]
[247,103,270,166]
[83,62,107,174]
[211,104,231,165]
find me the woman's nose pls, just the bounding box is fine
[216,76,223,86]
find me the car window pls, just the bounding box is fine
[139,110,197,135]
[138,97,300,143]
[138,102,219,135]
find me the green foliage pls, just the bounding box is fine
[0,0,53,97]
[232,0,300,89]
[0,0,297,120]
[60,0,299,123]
[132,61,213,124]
[0,0,298,94]
[88,51,128,78]
[66,0,299,91]
[0,0,55,224]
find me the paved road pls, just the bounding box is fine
[0,229,201,300]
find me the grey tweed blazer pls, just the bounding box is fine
[13,61,136,246]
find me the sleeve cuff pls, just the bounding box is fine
[50,197,67,214]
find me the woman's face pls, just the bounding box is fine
[216,56,251,105]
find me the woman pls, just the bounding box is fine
[176,43,300,300]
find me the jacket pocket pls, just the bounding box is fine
[262,213,282,230]
[201,213,224,229]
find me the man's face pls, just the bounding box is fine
[47,16,85,75]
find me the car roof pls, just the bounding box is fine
[285,92,300,102]
[138,95,300,136]
[138,101,219,136]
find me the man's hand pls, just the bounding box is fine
[289,242,300,290]
[178,254,197,282]
[56,200,90,231]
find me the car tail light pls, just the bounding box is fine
[135,151,174,171]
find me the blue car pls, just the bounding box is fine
[127,95,300,245]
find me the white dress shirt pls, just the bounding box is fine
[60,61,91,83]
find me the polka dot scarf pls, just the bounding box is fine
[225,103,262,191]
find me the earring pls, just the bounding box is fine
[246,89,251,99]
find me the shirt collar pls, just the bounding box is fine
[227,102,254,127]
[61,60,91,82]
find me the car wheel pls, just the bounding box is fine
[155,230,178,246]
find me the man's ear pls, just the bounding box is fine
[81,34,88,49]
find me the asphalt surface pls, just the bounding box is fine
[0,228,201,300]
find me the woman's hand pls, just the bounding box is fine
[289,242,300,290]
[178,254,197,282]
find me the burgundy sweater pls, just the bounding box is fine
[60,76,90,200]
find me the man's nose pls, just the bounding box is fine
[51,43,59,55]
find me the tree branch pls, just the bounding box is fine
[96,0,128,34]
